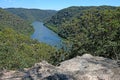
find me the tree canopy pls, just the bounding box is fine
[45,6,120,60]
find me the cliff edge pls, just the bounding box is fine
[0,54,120,80]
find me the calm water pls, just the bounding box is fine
[31,21,62,47]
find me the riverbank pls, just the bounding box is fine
[31,21,63,48]
[44,23,58,33]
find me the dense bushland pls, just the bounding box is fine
[0,8,58,70]
[0,8,33,35]
[45,6,120,60]
[0,28,57,69]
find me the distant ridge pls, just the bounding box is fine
[0,8,33,35]
[5,8,57,22]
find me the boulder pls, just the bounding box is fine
[0,54,120,80]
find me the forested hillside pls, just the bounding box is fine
[45,6,116,32]
[0,28,56,69]
[0,8,33,35]
[6,8,57,22]
[0,6,120,70]
[0,8,58,70]
[45,6,120,60]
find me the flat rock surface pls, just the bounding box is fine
[0,54,120,80]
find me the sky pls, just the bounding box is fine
[0,0,120,10]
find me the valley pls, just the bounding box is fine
[0,5,120,80]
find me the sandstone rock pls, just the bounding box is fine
[0,54,120,80]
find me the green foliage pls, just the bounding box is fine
[0,8,60,70]
[0,28,56,70]
[0,8,33,35]
[6,8,57,22]
[1,6,120,70]
[48,48,69,65]
[45,24,58,33]
[46,6,120,60]
[45,6,116,33]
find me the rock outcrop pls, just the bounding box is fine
[0,54,120,80]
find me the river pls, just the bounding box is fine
[31,21,62,48]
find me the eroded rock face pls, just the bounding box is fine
[0,54,120,80]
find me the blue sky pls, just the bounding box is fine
[0,0,120,10]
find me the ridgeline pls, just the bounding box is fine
[5,8,57,22]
